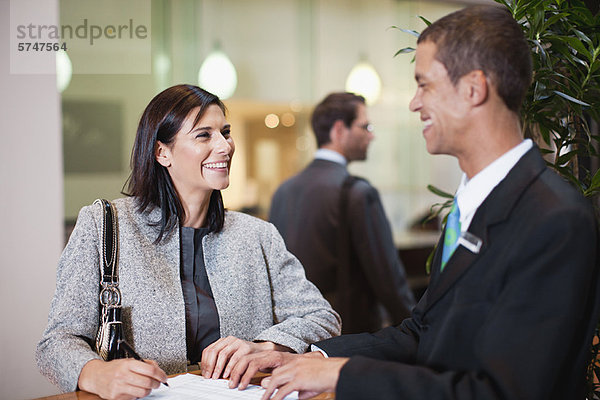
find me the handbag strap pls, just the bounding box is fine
[94,199,121,307]
[336,175,360,292]
[338,175,359,246]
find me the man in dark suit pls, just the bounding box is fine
[269,92,415,334]
[228,5,600,399]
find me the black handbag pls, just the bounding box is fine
[94,199,126,361]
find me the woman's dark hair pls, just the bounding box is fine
[123,84,227,243]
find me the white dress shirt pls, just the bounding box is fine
[314,148,347,166]
[455,139,533,233]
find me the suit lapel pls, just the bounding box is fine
[425,227,483,311]
[424,147,547,312]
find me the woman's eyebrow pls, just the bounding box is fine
[188,125,211,134]
[188,123,231,134]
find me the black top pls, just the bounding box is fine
[179,227,220,363]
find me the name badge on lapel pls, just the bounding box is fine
[457,231,482,254]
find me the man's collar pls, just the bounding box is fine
[455,139,533,230]
[314,148,347,166]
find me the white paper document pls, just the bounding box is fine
[145,373,299,400]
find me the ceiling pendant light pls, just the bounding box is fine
[56,49,72,93]
[345,58,382,105]
[198,43,237,100]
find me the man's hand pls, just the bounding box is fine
[227,350,307,390]
[260,355,349,400]
[77,358,167,400]
[201,336,291,380]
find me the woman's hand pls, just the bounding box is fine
[201,336,291,380]
[77,358,168,400]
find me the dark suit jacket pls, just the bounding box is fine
[269,159,415,333]
[316,147,600,399]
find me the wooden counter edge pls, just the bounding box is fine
[32,369,334,400]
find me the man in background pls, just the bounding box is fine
[269,92,415,334]
[229,6,600,399]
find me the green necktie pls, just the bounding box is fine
[441,199,461,271]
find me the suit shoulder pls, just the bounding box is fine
[347,177,380,202]
[273,175,299,195]
[349,176,376,192]
[535,169,593,215]
[274,163,346,196]
[272,170,310,198]
[511,169,596,235]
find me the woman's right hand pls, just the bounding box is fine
[77,358,168,400]
[201,336,292,381]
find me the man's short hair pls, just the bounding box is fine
[418,5,532,113]
[311,92,366,148]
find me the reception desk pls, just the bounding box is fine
[32,370,335,400]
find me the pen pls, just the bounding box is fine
[118,339,170,387]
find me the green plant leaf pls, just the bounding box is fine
[590,59,600,75]
[531,7,545,34]
[389,26,420,38]
[553,90,591,106]
[572,28,593,48]
[425,247,435,275]
[530,39,549,65]
[538,147,555,155]
[538,124,551,144]
[394,47,415,57]
[590,169,600,190]
[557,149,580,166]
[494,0,511,9]
[560,36,593,62]
[427,185,454,199]
[572,56,590,69]
[541,12,569,31]
[593,46,600,62]
[418,16,431,26]
[584,185,600,197]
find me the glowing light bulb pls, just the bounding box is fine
[265,113,279,129]
[198,49,237,99]
[56,50,72,93]
[345,61,382,105]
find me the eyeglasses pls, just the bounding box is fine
[353,123,374,133]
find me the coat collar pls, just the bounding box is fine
[310,158,348,171]
[423,146,547,312]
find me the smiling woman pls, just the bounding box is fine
[155,104,234,229]
[35,84,341,400]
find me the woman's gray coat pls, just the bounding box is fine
[36,197,341,392]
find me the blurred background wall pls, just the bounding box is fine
[60,0,488,239]
[1,0,63,398]
[1,0,493,398]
